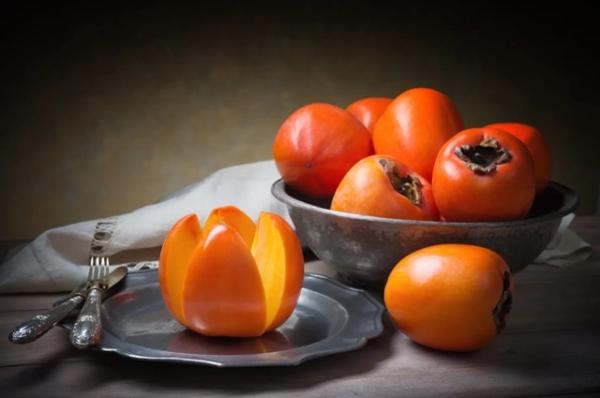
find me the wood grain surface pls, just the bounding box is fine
[1,217,599,397]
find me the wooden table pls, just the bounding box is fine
[1,217,599,397]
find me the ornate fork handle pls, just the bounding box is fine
[70,286,103,349]
[8,295,85,344]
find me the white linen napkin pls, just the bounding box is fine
[0,160,592,293]
[0,160,289,293]
[533,213,592,266]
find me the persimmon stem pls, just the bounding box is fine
[378,159,422,206]
[492,271,512,334]
[455,137,512,175]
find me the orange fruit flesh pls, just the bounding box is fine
[158,214,203,324]
[263,214,304,331]
[159,207,304,337]
[251,213,288,331]
[203,206,256,248]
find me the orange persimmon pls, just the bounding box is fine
[331,155,438,221]
[159,206,304,337]
[432,127,535,221]
[273,103,373,198]
[373,87,464,181]
[346,97,393,133]
[486,122,551,195]
[384,244,514,352]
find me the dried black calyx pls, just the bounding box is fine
[455,137,512,175]
[492,271,513,334]
[378,159,423,206]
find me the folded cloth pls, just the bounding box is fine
[533,213,592,266]
[0,160,593,293]
[0,160,289,293]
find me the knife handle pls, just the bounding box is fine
[70,287,102,349]
[8,295,85,344]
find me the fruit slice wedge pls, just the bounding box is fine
[158,214,203,324]
[251,213,304,332]
[183,223,267,337]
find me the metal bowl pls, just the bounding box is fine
[272,179,579,290]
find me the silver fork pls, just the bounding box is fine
[70,256,110,349]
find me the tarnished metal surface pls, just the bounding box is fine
[60,270,384,367]
[272,179,579,289]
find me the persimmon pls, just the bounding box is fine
[273,103,373,198]
[346,97,393,133]
[432,127,535,221]
[331,155,438,220]
[159,206,304,337]
[486,122,551,195]
[373,87,464,181]
[384,244,514,352]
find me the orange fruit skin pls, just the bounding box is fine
[159,208,304,338]
[346,97,393,133]
[182,223,267,337]
[384,244,514,352]
[331,155,438,221]
[486,122,551,195]
[373,87,464,181]
[432,127,535,222]
[273,103,373,198]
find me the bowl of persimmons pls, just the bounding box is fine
[271,87,578,289]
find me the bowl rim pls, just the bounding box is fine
[271,179,579,228]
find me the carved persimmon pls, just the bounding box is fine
[159,207,304,337]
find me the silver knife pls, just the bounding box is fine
[51,282,88,308]
[52,261,155,308]
[8,267,127,344]
[70,266,127,349]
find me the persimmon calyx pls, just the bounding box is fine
[378,158,423,206]
[455,137,512,175]
[492,271,512,334]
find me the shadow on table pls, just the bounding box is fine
[6,320,600,396]
[3,344,87,392]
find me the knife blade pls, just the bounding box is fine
[8,266,128,345]
[51,282,88,308]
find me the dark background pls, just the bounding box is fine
[1,1,599,239]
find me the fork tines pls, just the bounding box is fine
[89,256,110,287]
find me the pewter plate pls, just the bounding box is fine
[62,270,384,367]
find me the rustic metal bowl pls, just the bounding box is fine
[272,179,579,290]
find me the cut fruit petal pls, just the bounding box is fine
[251,213,285,330]
[203,206,256,248]
[266,214,304,331]
[182,223,267,337]
[251,213,304,332]
[159,214,203,324]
